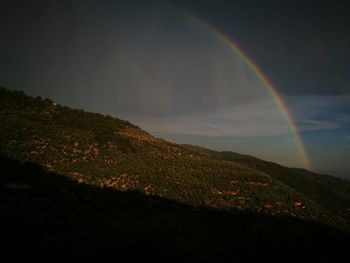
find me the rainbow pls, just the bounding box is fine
[183,11,312,171]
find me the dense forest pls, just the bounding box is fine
[0,87,349,261]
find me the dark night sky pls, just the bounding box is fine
[1,0,349,178]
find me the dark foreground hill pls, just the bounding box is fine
[0,87,349,261]
[1,155,349,262]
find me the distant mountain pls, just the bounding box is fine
[0,87,349,260]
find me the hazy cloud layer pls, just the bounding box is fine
[123,95,350,138]
[285,95,350,132]
[122,98,287,137]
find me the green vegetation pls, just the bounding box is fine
[0,87,349,259]
[183,144,350,220]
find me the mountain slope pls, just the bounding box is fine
[2,155,349,261]
[0,87,348,230]
[183,144,350,220]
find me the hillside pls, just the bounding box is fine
[182,144,350,220]
[1,155,349,261]
[0,87,349,260]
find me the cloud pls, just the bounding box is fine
[285,95,350,132]
[122,94,350,138]
[122,97,290,137]
[295,117,349,131]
